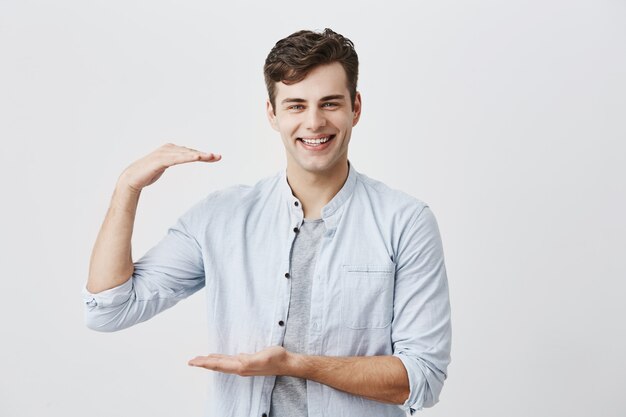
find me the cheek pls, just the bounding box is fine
[282,119,300,135]
[330,113,352,128]
[279,124,297,141]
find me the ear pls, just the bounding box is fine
[266,100,279,132]
[352,92,362,127]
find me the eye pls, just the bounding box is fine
[322,102,339,108]
[288,104,304,111]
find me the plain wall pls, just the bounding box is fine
[1,0,625,416]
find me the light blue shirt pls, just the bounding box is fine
[83,162,452,416]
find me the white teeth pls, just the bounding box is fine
[301,136,332,145]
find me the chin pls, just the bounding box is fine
[301,159,344,174]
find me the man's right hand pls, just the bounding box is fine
[118,143,222,193]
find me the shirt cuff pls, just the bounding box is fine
[393,351,423,415]
[82,278,134,309]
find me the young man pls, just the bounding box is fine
[84,29,451,416]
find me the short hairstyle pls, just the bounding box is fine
[264,28,359,112]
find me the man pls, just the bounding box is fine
[84,28,451,416]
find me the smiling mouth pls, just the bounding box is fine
[297,135,336,146]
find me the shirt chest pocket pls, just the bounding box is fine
[340,264,395,329]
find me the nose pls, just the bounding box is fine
[306,107,326,131]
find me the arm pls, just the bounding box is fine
[390,206,452,412]
[86,179,140,294]
[189,347,410,405]
[290,352,409,405]
[87,143,221,294]
[84,143,221,331]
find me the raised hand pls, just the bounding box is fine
[118,143,222,193]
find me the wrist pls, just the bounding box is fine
[110,177,142,214]
[116,174,142,196]
[284,351,309,378]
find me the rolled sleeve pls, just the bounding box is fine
[83,278,133,309]
[391,206,452,413]
[83,278,135,332]
[393,351,446,413]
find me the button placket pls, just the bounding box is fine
[278,209,300,350]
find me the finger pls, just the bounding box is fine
[173,145,219,157]
[204,153,222,161]
[188,355,241,373]
[166,151,222,167]
[159,144,219,158]
[181,152,221,162]
[188,354,233,367]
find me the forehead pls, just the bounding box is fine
[274,62,349,101]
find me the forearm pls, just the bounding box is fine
[288,353,410,405]
[87,177,140,293]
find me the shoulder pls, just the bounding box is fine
[352,171,444,260]
[353,170,429,220]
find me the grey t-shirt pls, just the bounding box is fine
[269,218,325,417]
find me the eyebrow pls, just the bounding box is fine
[281,94,346,105]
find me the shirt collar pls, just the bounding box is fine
[280,160,357,229]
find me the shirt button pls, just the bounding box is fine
[284,273,290,279]
[294,201,299,207]
[278,320,285,326]
[293,227,299,233]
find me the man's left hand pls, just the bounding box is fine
[188,346,293,376]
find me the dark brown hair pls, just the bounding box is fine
[264,28,359,112]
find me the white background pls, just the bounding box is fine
[1,0,625,416]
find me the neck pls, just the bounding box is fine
[286,160,350,220]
